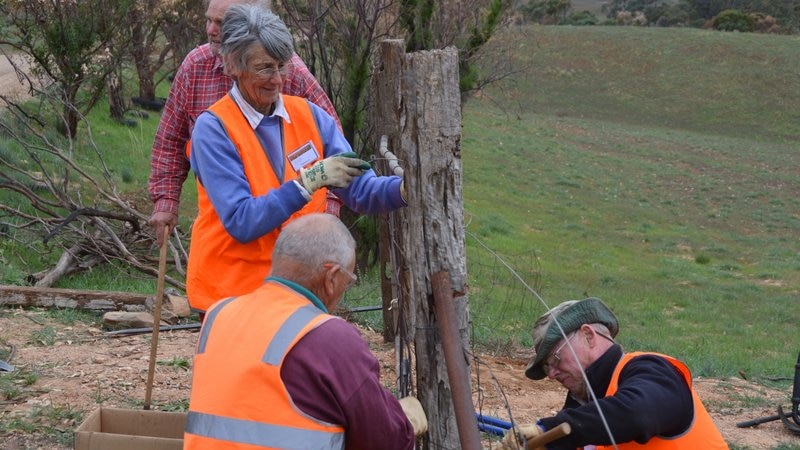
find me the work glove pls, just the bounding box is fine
[499,423,545,450]
[398,396,428,436]
[298,152,370,195]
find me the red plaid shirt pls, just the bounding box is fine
[148,44,342,217]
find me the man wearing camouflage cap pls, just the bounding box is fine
[501,297,727,449]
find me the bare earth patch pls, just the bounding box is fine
[0,309,798,449]
[0,56,31,101]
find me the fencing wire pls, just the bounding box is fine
[336,226,620,449]
[337,207,620,448]
[466,229,620,450]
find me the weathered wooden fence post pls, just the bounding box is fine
[372,39,472,450]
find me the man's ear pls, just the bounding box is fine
[322,266,337,299]
[579,324,595,343]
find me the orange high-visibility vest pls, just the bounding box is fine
[184,281,345,449]
[186,95,327,312]
[595,352,728,449]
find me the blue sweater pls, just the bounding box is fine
[190,91,405,243]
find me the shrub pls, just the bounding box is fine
[563,10,599,26]
[653,4,691,27]
[522,0,571,25]
[712,9,755,32]
[752,13,781,34]
[616,10,647,26]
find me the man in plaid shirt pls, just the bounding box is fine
[148,0,342,245]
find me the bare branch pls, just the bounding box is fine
[0,85,187,291]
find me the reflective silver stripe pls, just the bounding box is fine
[186,411,344,449]
[263,305,321,365]
[196,297,237,354]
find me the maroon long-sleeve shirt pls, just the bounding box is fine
[282,317,415,450]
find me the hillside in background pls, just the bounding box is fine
[477,25,800,143]
[463,25,799,379]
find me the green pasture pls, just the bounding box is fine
[2,25,799,386]
[464,25,800,382]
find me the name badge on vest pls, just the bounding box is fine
[288,141,320,172]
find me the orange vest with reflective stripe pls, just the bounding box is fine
[184,281,345,449]
[595,352,728,450]
[186,95,327,312]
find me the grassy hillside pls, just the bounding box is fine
[2,24,797,384]
[477,25,800,143]
[464,25,800,380]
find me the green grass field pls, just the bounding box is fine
[2,24,798,385]
[464,25,800,381]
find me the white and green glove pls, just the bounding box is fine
[500,423,545,450]
[298,152,370,195]
[398,396,428,436]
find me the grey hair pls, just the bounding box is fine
[589,323,615,342]
[271,214,356,286]
[204,0,273,10]
[220,3,293,74]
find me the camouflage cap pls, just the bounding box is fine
[525,297,619,380]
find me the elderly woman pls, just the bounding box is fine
[186,4,406,314]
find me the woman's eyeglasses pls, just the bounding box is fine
[252,63,291,79]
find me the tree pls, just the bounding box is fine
[679,0,744,21]
[676,0,798,31]
[0,0,133,138]
[744,0,799,32]
[712,9,755,31]
[564,10,600,25]
[160,0,207,71]
[128,0,206,104]
[522,0,572,24]
[281,0,512,270]
[0,93,185,289]
[128,0,167,104]
[459,0,506,94]
[399,0,435,51]
[602,0,673,25]
[283,0,512,146]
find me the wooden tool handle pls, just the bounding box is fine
[526,422,571,450]
[144,227,170,410]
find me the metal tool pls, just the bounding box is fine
[736,352,800,435]
[0,360,14,373]
[475,413,512,436]
[778,351,800,434]
[144,228,169,410]
[106,323,201,337]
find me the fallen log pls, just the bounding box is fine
[0,285,150,311]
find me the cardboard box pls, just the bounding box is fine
[74,407,186,450]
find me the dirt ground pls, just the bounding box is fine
[0,308,798,449]
[0,55,30,100]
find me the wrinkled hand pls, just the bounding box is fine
[398,396,427,436]
[298,152,370,194]
[499,423,544,450]
[148,211,177,247]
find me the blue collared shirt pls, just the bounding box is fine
[189,87,405,243]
